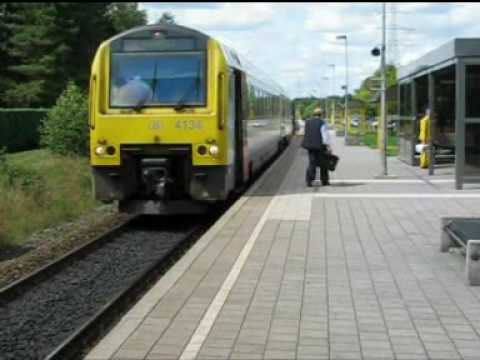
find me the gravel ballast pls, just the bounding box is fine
[0,205,129,289]
[0,216,199,360]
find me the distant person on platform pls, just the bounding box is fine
[419,107,431,169]
[301,107,332,187]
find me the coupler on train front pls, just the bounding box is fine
[92,145,235,215]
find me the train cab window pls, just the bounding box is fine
[110,52,206,108]
[109,31,207,109]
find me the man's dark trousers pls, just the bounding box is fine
[306,148,329,186]
[302,116,329,186]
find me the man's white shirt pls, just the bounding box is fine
[320,120,331,146]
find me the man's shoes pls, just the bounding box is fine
[322,181,330,186]
[306,182,313,187]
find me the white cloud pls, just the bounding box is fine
[142,3,274,31]
[397,2,438,12]
[139,3,475,98]
[447,3,480,27]
[305,3,378,33]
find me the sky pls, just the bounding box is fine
[139,2,480,99]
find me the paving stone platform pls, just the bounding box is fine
[86,133,480,360]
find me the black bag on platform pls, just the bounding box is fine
[324,153,339,171]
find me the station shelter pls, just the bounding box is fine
[396,38,480,189]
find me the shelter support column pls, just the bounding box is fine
[428,73,435,175]
[455,60,465,190]
[411,80,417,165]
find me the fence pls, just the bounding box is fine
[0,109,48,152]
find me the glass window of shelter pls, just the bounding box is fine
[464,65,480,178]
[433,65,455,149]
[465,65,480,118]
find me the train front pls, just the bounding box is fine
[89,25,232,214]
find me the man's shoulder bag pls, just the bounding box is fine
[321,153,339,171]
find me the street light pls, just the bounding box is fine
[336,35,349,144]
[322,76,329,119]
[328,64,336,125]
[380,3,388,176]
[371,3,394,178]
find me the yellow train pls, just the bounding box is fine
[89,24,293,214]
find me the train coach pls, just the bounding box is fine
[89,24,293,214]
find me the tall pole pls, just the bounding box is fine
[380,2,388,175]
[344,38,349,144]
[336,35,349,143]
[329,64,336,125]
[322,75,329,120]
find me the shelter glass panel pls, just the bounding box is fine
[415,75,429,116]
[466,65,480,118]
[434,66,456,149]
[398,83,415,138]
[399,83,412,117]
[465,123,480,177]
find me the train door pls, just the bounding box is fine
[231,70,246,186]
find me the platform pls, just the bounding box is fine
[87,134,480,360]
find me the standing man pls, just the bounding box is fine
[419,108,431,169]
[302,107,332,187]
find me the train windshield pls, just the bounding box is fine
[110,52,206,108]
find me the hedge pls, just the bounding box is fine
[0,109,48,152]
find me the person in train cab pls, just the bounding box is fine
[113,75,153,108]
[302,107,332,187]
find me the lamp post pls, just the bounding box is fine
[336,35,349,144]
[322,76,330,119]
[380,3,387,175]
[328,64,336,125]
[372,3,394,178]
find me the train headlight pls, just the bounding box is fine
[95,146,106,156]
[209,144,219,157]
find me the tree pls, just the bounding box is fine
[157,12,176,25]
[4,3,71,107]
[353,64,397,118]
[0,3,148,108]
[0,3,17,107]
[56,2,116,89]
[1,3,132,107]
[303,100,321,119]
[107,3,146,33]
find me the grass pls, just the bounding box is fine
[363,131,399,156]
[334,117,400,156]
[0,149,98,247]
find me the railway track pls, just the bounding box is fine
[0,215,215,360]
[0,139,294,360]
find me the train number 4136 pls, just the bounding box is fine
[175,119,203,130]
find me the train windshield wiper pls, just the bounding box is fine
[134,62,159,112]
[174,62,201,112]
[132,100,147,112]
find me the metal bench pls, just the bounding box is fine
[441,217,480,285]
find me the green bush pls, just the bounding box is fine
[0,109,48,152]
[40,82,89,156]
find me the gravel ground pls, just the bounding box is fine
[0,205,130,289]
[0,216,199,360]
